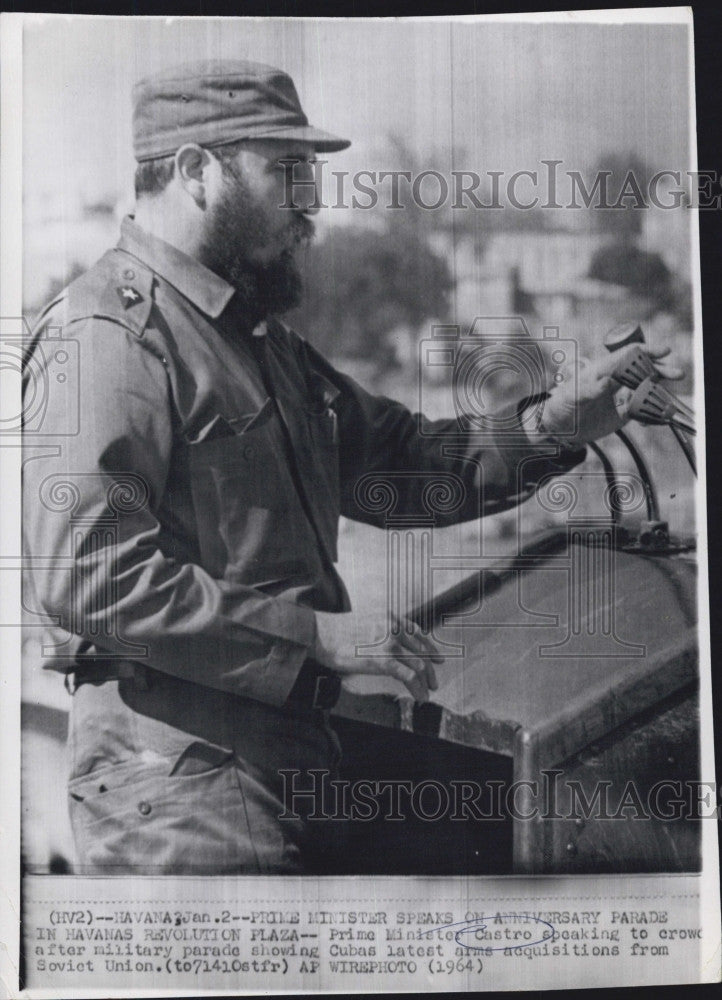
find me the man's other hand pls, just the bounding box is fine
[312,610,443,702]
[535,344,685,447]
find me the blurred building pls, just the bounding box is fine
[23,189,129,317]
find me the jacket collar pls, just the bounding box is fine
[117,215,235,319]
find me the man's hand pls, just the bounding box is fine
[312,610,442,702]
[534,344,684,447]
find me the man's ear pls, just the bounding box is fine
[174,144,215,210]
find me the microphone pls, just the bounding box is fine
[603,321,645,352]
[604,322,696,474]
[604,322,694,429]
[626,378,695,436]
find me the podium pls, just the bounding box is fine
[331,515,699,875]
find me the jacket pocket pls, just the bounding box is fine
[68,739,235,806]
[188,405,280,505]
[67,741,296,874]
[187,409,307,582]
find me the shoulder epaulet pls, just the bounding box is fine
[50,250,155,339]
[32,293,66,331]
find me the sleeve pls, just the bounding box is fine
[22,316,315,706]
[297,336,587,527]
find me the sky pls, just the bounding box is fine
[22,15,693,211]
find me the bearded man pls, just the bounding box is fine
[22,60,681,875]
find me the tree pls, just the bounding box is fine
[589,151,654,239]
[289,224,453,362]
[589,242,672,301]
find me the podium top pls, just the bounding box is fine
[334,532,697,764]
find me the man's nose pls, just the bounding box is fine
[285,159,321,215]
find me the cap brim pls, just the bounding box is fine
[249,124,351,152]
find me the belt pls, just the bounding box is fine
[286,657,342,711]
[71,658,341,711]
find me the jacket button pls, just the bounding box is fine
[243,446,254,460]
[123,268,136,280]
[138,800,152,816]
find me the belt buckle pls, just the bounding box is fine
[312,673,341,711]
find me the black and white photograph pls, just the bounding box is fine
[1,6,720,994]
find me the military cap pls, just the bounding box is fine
[133,59,351,161]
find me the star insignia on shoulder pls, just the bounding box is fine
[117,285,143,309]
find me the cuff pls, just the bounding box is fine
[227,603,318,707]
[248,635,314,707]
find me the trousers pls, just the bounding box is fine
[67,669,345,874]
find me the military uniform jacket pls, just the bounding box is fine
[22,216,585,707]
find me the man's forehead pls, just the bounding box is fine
[225,138,319,162]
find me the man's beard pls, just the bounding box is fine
[198,168,314,324]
